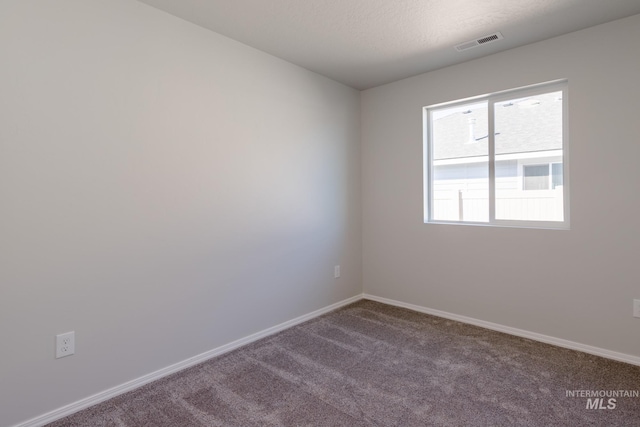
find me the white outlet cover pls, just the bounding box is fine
[634,299,640,318]
[56,331,75,359]
[334,265,341,278]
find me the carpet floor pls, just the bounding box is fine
[47,300,640,426]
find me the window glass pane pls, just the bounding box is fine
[494,91,564,221]
[431,101,488,222]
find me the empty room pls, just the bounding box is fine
[1,1,640,426]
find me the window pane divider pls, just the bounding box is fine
[488,99,496,222]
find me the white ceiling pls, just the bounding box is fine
[138,0,640,90]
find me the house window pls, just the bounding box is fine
[551,163,563,189]
[523,163,564,191]
[423,81,568,228]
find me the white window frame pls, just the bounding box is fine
[423,80,569,229]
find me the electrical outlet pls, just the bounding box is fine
[634,300,640,319]
[334,265,341,279]
[56,331,75,359]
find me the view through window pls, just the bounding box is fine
[424,82,568,228]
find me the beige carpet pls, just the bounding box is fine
[47,300,640,426]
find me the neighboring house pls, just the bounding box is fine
[430,91,564,222]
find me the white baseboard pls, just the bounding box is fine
[16,292,639,427]
[14,294,364,427]
[363,294,640,367]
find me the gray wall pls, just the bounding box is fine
[3,1,640,425]
[362,14,640,359]
[0,1,361,425]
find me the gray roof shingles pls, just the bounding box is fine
[432,91,563,160]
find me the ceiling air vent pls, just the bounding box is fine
[455,32,504,52]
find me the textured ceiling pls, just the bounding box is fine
[138,0,640,90]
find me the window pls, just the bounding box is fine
[423,81,568,228]
[523,163,563,191]
[523,164,550,190]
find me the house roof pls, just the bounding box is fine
[432,91,563,161]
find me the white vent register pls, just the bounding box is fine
[455,32,504,52]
